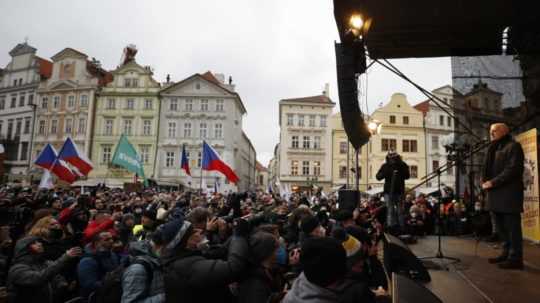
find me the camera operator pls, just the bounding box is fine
[376,151,410,234]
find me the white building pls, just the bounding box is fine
[413,85,459,191]
[278,93,335,192]
[0,42,52,180]
[156,71,255,192]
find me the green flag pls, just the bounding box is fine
[111,134,148,186]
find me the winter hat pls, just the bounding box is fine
[121,214,135,225]
[332,228,362,257]
[155,218,193,252]
[300,215,320,234]
[142,209,157,221]
[333,209,353,222]
[249,231,278,264]
[300,237,347,287]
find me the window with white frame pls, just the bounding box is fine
[24,118,31,134]
[291,161,299,176]
[313,161,321,176]
[67,95,75,108]
[340,141,347,154]
[144,99,153,110]
[102,145,112,164]
[78,118,86,134]
[197,152,202,167]
[19,93,25,107]
[168,122,176,138]
[184,122,192,137]
[50,120,58,134]
[38,120,46,135]
[302,161,310,175]
[292,136,299,148]
[170,98,178,111]
[216,99,224,111]
[298,115,305,127]
[185,99,193,111]
[314,136,321,149]
[107,98,115,109]
[80,95,88,107]
[126,99,135,110]
[41,97,48,109]
[132,78,139,87]
[166,152,175,167]
[53,96,60,109]
[200,123,207,138]
[410,165,418,178]
[140,145,150,164]
[339,166,347,178]
[214,123,223,138]
[10,95,16,108]
[124,78,132,87]
[0,97,5,110]
[287,114,294,126]
[123,119,133,136]
[432,136,439,150]
[309,115,316,127]
[143,120,152,136]
[104,119,114,135]
[303,136,310,149]
[201,99,208,111]
[320,115,327,127]
[65,118,73,133]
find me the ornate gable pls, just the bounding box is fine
[9,43,37,57]
[48,80,78,90]
[161,74,231,97]
[51,48,88,62]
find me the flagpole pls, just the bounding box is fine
[200,139,204,193]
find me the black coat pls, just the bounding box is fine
[376,160,410,195]
[483,135,525,213]
[162,235,249,303]
[237,267,284,303]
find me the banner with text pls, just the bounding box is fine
[516,128,540,243]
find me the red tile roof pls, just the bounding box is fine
[256,161,267,172]
[281,95,335,104]
[414,100,430,115]
[201,71,222,86]
[36,57,53,79]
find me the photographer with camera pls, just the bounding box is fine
[376,151,410,235]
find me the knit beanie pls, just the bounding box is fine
[300,215,320,234]
[142,209,157,221]
[300,237,347,287]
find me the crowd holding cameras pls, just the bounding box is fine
[0,184,397,303]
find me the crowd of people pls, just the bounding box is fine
[0,185,395,303]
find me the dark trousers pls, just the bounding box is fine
[494,212,523,261]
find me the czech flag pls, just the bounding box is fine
[181,144,191,176]
[34,144,77,183]
[57,137,93,176]
[202,141,239,184]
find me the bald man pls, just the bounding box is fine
[482,123,525,270]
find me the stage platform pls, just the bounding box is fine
[407,236,540,303]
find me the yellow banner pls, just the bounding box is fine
[516,128,540,242]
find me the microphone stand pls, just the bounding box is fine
[419,166,460,270]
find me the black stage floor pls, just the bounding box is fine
[406,236,540,303]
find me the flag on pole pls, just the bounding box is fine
[34,144,77,183]
[181,144,191,176]
[57,137,93,176]
[202,141,239,184]
[214,177,220,193]
[38,169,54,189]
[111,134,148,186]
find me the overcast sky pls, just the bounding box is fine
[0,0,451,166]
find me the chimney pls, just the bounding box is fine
[323,83,330,97]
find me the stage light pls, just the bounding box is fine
[349,14,364,30]
[367,120,382,135]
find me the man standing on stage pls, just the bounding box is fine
[482,123,525,270]
[376,151,410,234]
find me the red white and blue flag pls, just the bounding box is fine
[181,144,191,176]
[57,137,93,176]
[202,141,239,184]
[34,143,77,183]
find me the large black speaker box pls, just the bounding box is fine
[383,233,431,282]
[392,273,442,303]
[338,189,359,212]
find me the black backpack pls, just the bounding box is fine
[90,257,154,303]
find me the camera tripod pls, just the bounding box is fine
[419,167,460,270]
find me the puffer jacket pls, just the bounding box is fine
[7,236,71,303]
[77,244,121,298]
[162,235,249,303]
[121,241,165,303]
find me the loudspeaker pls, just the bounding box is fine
[335,42,371,151]
[392,273,442,303]
[338,189,359,212]
[383,233,431,282]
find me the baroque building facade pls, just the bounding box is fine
[89,51,160,187]
[0,42,51,180]
[156,71,255,192]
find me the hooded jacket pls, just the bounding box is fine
[7,236,72,303]
[121,241,165,303]
[77,243,121,298]
[282,273,374,303]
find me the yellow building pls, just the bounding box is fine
[367,93,427,192]
[330,112,368,191]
